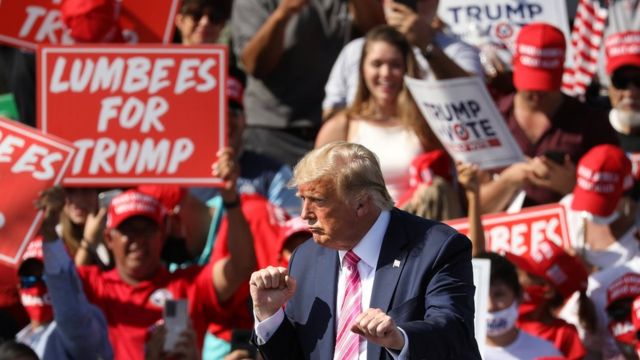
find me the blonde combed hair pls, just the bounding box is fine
[290,142,394,210]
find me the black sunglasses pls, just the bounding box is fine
[187,9,227,24]
[19,275,44,289]
[611,72,640,90]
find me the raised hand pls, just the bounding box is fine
[36,186,65,242]
[211,147,240,202]
[385,1,434,49]
[276,0,309,17]
[250,266,297,321]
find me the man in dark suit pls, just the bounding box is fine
[249,141,481,359]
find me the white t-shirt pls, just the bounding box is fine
[483,330,562,360]
[349,120,423,202]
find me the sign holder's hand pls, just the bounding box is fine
[36,186,65,242]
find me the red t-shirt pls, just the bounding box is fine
[78,263,224,360]
[207,193,289,341]
[519,318,586,360]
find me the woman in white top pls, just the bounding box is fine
[315,25,441,203]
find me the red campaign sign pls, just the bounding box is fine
[445,203,570,256]
[0,117,75,266]
[38,45,227,186]
[0,0,179,50]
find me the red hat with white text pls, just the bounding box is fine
[605,31,640,75]
[106,191,165,230]
[505,239,588,298]
[513,23,566,91]
[606,273,640,345]
[571,145,633,218]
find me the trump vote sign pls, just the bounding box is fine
[0,117,75,266]
[0,0,179,50]
[38,45,227,186]
[446,203,571,256]
[405,76,523,169]
[437,0,570,50]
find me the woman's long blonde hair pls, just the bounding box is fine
[346,25,440,150]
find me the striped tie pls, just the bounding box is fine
[334,250,362,360]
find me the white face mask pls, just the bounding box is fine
[610,107,640,133]
[583,226,640,269]
[486,301,519,337]
[581,210,621,226]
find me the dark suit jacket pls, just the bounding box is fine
[256,208,481,359]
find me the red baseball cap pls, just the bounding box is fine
[396,150,452,207]
[106,191,165,230]
[607,273,640,309]
[506,240,588,298]
[60,0,124,43]
[607,274,640,345]
[605,31,640,75]
[136,185,187,214]
[571,145,633,218]
[513,23,566,91]
[279,217,311,242]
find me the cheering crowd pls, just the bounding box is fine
[0,0,640,359]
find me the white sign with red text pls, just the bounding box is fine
[0,117,75,266]
[405,76,524,170]
[446,203,570,255]
[437,0,570,52]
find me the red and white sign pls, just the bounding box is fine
[0,0,179,50]
[38,45,227,186]
[446,203,570,256]
[0,117,75,266]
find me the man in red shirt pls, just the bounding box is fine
[38,156,255,359]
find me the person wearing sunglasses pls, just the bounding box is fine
[175,0,230,46]
[14,244,112,360]
[605,31,640,199]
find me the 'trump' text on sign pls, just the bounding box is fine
[38,45,227,186]
[405,76,524,169]
[0,0,179,50]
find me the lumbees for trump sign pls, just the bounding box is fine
[38,45,227,186]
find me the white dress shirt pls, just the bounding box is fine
[255,210,409,359]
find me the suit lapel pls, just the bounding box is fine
[367,209,410,360]
[315,246,339,359]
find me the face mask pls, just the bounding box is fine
[486,301,519,337]
[20,282,53,324]
[610,107,640,133]
[583,227,639,269]
[581,210,621,226]
[519,284,548,316]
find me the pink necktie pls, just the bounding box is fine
[334,250,362,360]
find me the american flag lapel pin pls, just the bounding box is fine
[393,260,401,268]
